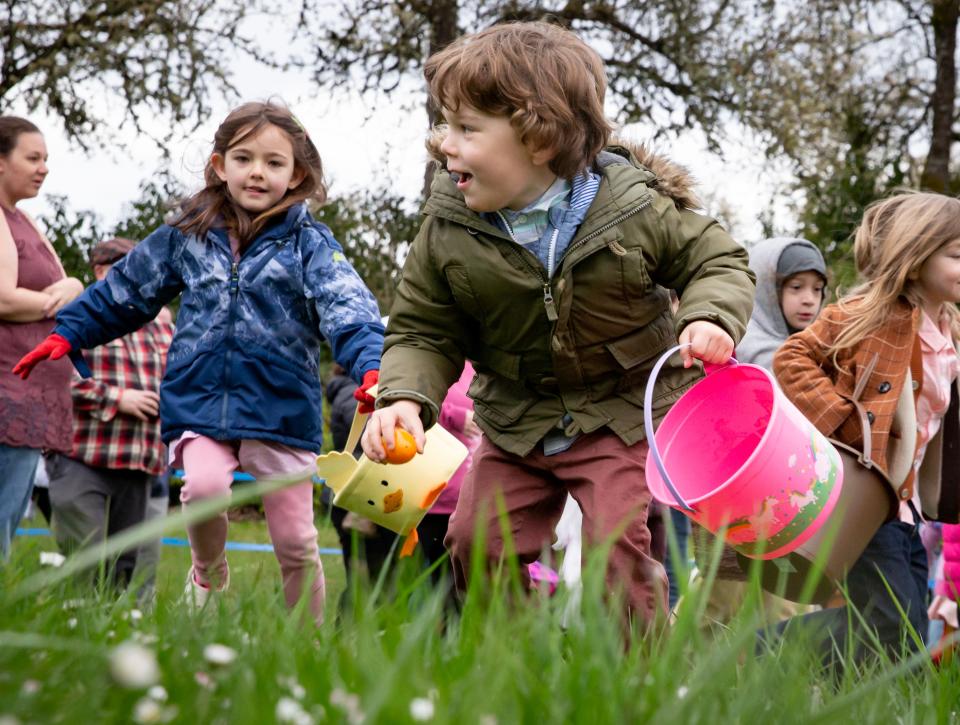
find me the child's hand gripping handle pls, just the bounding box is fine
[642,343,737,513]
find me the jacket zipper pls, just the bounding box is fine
[496,211,560,321]
[492,198,652,322]
[220,260,240,431]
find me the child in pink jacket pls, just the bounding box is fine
[417,361,481,583]
[929,523,960,633]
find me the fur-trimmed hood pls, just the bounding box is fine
[425,125,701,210]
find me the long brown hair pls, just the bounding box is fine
[827,191,960,365]
[172,101,326,245]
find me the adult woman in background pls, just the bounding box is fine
[0,116,84,558]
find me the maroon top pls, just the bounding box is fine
[0,207,73,451]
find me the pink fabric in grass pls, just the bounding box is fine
[432,362,481,514]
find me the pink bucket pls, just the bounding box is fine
[644,345,845,561]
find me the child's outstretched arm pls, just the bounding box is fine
[301,224,384,383]
[772,305,854,437]
[13,226,185,379]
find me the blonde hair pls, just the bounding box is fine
[827,191,960,364]
[424,21,612,179]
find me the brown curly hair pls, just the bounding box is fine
[425,22,612,180]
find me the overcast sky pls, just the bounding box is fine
[9,19,794,246]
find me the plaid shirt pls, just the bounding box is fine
[70,315,174,475]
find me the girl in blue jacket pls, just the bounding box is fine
[15,101,384,625]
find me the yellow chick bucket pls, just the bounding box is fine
[316,391,468,556]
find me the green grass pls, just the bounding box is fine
[1,507,959,724]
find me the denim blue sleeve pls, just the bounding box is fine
[301,223,385,382]
[54,225,185,353]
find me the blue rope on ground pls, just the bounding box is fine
[169,470,326,486]
[15,528,342,556]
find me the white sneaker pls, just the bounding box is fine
[183,566,229,610]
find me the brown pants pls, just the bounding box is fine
[445,431,668,624]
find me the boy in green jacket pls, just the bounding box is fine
[361,21,754,625]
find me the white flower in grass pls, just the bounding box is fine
[330,688,364,724]
[148,685,168,703]
[676,685,689,699]
[409,697,435,721]
[124,609,144,624]
[276,697,314,725]
[67,617,78,630]
[110,641,160,689]
[39,551,65,567]
[279,677,307,701]
[20,680,40,696]
[133,697,163,724]
[203,643,237,667]
[133,632,159,646]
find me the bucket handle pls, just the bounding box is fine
[643,343,738,513]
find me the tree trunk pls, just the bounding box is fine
[921,0,960,192]
[422,0,459,197]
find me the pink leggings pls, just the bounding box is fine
[176,434,324,625]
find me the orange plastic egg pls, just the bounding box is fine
[382,429,417,464]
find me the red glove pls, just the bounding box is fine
[12,333,72,380]
[353,369,379,414]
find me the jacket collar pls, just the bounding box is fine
[205,203,308,251]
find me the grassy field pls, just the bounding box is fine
[2,504,959,724]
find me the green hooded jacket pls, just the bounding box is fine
[377,145,756,456]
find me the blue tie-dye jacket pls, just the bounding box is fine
[54,203,384,452]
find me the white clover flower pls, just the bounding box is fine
[125,609,144,623]
[203,643,237,667]
[276,697,314,725]
[409,697,435,721]
[132,632,159,646]
[39,551,65,567]
[148,685,168,703]
[330,688,364,724]
[109,641,160,689]
[676,685,689,699]
[67,618,78,630]
[132,697,163,724]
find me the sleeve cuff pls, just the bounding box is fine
[375,389,441,430]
